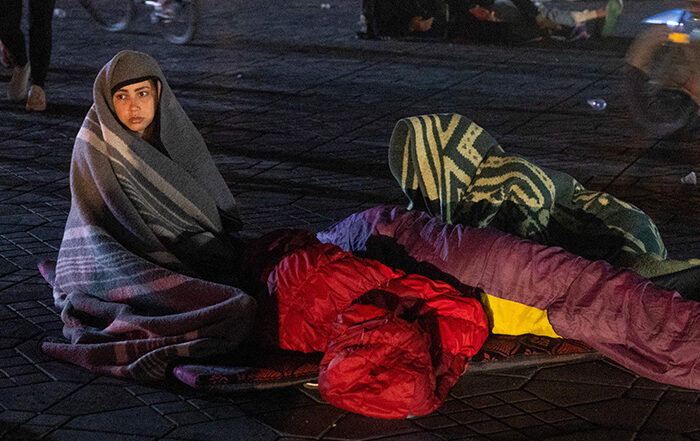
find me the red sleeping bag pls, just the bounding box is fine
[265,236,489,419]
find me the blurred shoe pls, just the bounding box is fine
[0,41,15,69]
[7,61,30,102]
[535,14,562,35]
[568,22,590,41]
[26,85,46,111]
[585,16,606,38]
[601,0,623,37]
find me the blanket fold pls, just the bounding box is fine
[42,50,255,380]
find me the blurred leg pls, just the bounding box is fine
[28,0,55,87]
[0,0,28,67]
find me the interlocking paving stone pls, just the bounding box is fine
[636,433,693,441]
[35,361,97,383]
[0,410,35,424]
[481,405,524,419]
[624,387,666,401]
[451,375,530,399]
[324,413,417,440]
[255,404,344,438]
[375,433,443,441]
[163,411,211,426]
[91,376,132,386]
[0,355,27,368]
[437,400,472,414]
[0,337,22,349]
[26,413,70,426]
[427,425,482,440]
[135,391,183,406]
[237,389,317,414]
[64,407,174,437]
[273,438,316,441]
[48,429,154,441]
[469,419,512,435]
[488,431,531,441]
[45,384,145,415]
[449,410,492,425]
[12,373,53,386]
[198,404,246,420]
[0,382,80,412]
[0,259,19,278]
[165,417,276,440]
[124,384,164,396]
[456,395,503,409]
[500,414,544,430]
[524,380,627,407]
[15,306,51,318]
[413,414,458,430]
[494,390,538,404]
[517,423,564,440]
[27,314,59,324]
[3,423,54,440]
[532,409,577,424]
[533,361,637,387]
[567,398,656,430]
[644,401,700,433]
[151,400,200,415]
[0,283,38,296]
[662,390,700,403]
[2,364,41,376]
[539,428,636,441]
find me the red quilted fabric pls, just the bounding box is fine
[270,241,489,418]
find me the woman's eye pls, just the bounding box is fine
[115,94,126,100]
[139,91,150,97]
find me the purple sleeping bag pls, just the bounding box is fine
[318,206,700,390]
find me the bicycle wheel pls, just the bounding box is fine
[625,27,698,137]
[158,0,200,44]
[79,0,136,32]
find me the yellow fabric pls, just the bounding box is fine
[480,293,560,338]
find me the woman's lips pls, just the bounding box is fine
[129,117,144,125]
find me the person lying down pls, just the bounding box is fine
[40,50,700,420]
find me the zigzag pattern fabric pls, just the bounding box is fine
[388,113,667,265]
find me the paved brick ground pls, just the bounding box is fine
[1,0,699,439]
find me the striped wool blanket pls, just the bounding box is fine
[388,113,697,276]
[41,51,255,380]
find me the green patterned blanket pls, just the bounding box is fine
[388,113,695,277]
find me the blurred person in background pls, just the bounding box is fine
[371,0,621,41]
[0,0,56,111]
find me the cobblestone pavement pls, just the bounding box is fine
[1,0,700,439]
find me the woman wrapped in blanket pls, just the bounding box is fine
[41,50,256,380]
[42,51,492,418]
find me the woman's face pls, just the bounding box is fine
[112,80,157,136]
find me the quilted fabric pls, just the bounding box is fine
[269,239,489,418]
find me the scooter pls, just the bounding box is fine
[625,2,700,137]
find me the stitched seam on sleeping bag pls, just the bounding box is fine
[277,244,405,352]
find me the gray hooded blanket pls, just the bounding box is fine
[41,50,255,380]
